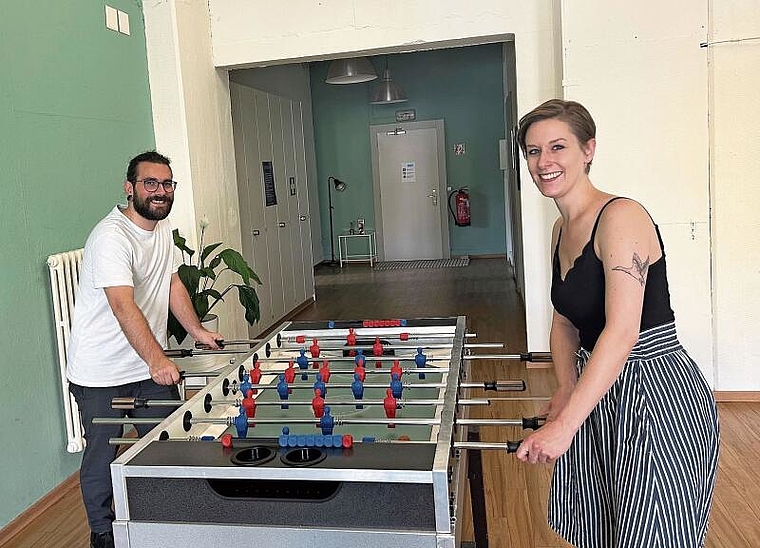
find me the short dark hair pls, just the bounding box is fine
[126,151,171,182]
[517,99,596,173]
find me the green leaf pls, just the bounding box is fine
[177,264,202,298]
[172,228,195,258]
[199,288,224,302]
[219,249,262,285]
[208,255,222,271]
[192,293,210,320]
[200,266,217,280]
[200,242,223,265]
[167,311,188,344]
[237,284,261,325]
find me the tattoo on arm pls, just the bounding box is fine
[612,252,650,286]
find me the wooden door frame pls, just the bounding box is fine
[369,119,450,262]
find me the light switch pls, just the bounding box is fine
[117,10,130,35]
[105,5,118,31]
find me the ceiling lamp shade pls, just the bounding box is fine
[370,66,407,105]
[325,57,378,84]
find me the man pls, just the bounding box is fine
[67,151,223,548]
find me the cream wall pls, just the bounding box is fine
[709,0,760,390]
[146,0,758,390]
[559,2,713,381]
[143,0,247,340]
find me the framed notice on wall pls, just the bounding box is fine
[262,161,277,206]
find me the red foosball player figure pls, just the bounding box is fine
[354,363,366,382]
[318,360,331,383]
[346,327,357,356]
[285,360,296,393]
[390,359,403,380]
[250,360,262,393]
[372,336,384,357]
[383,388,397,428]
[310,339,321,360]
[242,390,257,419]
[311,388,325,418]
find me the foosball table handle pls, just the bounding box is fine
[521,352,552,362]
[506,440,522,453]
[522,416,546,430]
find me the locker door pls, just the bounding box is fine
[292,102,315,300]
[269,95,297,313]
[255,90,285,323]
[281,99,306,306]
[230,83,273,334]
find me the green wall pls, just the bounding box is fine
[311,44,507,259]
[0,1,155,528]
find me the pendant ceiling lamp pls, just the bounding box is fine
[325,57,378,84]
[370,59,407,105]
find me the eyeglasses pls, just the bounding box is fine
[134,178,178,193]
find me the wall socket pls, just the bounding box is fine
[105,5,130,35]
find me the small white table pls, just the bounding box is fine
[338,230,377,267]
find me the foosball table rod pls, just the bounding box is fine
[93,416,545,429]
[271,342,503,351]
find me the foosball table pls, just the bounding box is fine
[107,317,546,548]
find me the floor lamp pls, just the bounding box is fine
[327,176,347,266]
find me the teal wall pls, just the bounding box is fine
[311,44,507,259]
[0,1,155,528]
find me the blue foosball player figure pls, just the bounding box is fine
[297,349,310,380]
[320,406,335,435]
[390,372,403,399]
[234,407,248,438]
[277,374,290,409]
[415,347,427,379]
[313,373,327,398]
[351,373,365,409]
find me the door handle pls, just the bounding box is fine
[278,222,286,228]
[300,215,307,222]
[252,229,261,236]
[427,188,438,206]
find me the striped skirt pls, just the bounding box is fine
[548,322,720,548]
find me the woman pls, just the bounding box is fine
[514,99,719,547]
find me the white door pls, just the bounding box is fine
[230,84,274,334]
[255,90,285,324]
[374,123,449,260]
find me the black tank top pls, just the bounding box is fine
[551,197,675,351]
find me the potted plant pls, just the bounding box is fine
[168,217,262,344]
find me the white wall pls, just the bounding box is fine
[709,0,760,390]
[152,0,759,391]
[143,0,247,340]
[559,1,713,381]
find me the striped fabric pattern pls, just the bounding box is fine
[549,322,720,547]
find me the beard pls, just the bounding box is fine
[132,192,174,221]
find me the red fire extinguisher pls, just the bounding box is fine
[448,187,471,227]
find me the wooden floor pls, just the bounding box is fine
[2,258,759,547]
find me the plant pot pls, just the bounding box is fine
[168,314,231,375]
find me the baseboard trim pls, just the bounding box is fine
[714,391,760,402]
[0,471,80,547]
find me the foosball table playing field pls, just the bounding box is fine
[105,317,549,548]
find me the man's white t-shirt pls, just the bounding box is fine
[67,206,180,387]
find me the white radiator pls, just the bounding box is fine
[47,249,85,453]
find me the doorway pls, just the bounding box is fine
[369,120,450,261]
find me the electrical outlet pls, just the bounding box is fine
[105,5,118,31]
[117,10,130,35]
